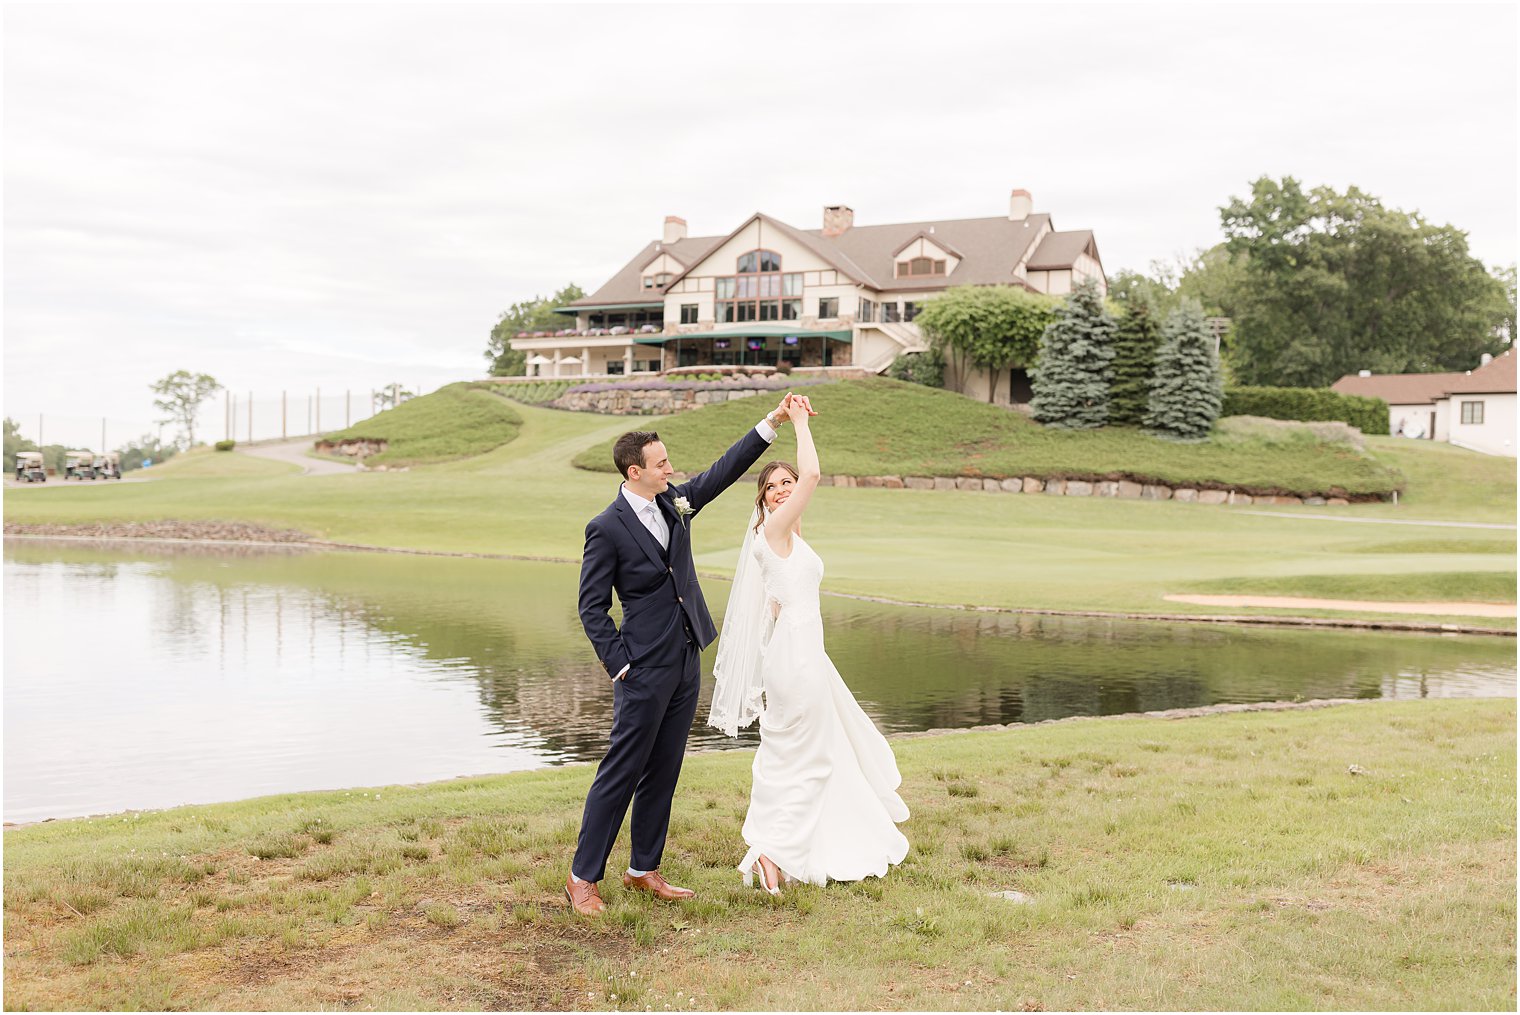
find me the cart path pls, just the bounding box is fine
[1164,594,1517,618]
[1237,510,1515,530]
[235,439,358,476]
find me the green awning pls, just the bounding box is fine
[634,325,853,345]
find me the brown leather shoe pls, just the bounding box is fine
[564,876,606,916]
[621,870,695,901]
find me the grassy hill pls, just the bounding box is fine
[573,377,1404,499]
[320,383,523,466]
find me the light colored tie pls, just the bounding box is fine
[644,504,667,549]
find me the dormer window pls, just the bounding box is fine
[895,257,946,278]
[642,272,674,289]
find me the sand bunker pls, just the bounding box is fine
[1164,594,1516,618]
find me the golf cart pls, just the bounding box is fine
[14,451,46,483]
[93,451,123,480]
[64,450,96,480]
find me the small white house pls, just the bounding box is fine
[1332,347,1516,456]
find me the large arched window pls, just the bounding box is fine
[718,249,800,322]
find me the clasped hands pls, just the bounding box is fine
[769,391,817,428]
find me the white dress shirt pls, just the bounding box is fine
[610,416,779,682]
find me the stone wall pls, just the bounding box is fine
[315,438,387,458]
[662,470,1383,505]
[551,387,773,416]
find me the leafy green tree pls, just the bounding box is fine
[150,371,222,448]
[1107,267,1177,315]
[4,417,38,472]
[915,285,1058,402]
[1145,299,1224,440]
[1175,243,1247,319]
[887,346,945,388]
[1492,264,1516,347]
[374,383,415,411]
[1030,279,1116,428]
[1220,176,1510,386]
[485,283,586,376]
[117,433,178,472]
[1108,293,1163,426]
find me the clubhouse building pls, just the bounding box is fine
[510,189,1106,397]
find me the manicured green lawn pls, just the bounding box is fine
[320,382,523,465]
[3,699,1512,1011]
[5,398,1513,626]
[573,377,1405,498]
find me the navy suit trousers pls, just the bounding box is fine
[571,633,701,882]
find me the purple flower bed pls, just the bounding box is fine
[564,377,828,395]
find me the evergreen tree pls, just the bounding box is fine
[1030,278,1116,428]
[1108,293,1163,425]
[1145,299,1224,440]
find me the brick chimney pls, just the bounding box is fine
[1008,188,1033,221]
[822,205,854,237]
[663,216,687,244]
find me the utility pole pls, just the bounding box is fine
[316,387,321,434]
[225,390,232,441]
[345,390,351,427]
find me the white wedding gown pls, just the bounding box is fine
[738,524,910,886]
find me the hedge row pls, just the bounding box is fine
[1222,386,1389,435]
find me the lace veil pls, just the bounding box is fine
[707,507,769,736]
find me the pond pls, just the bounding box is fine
[5,541,1514,823]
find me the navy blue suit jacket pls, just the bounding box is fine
[578,427,771,678]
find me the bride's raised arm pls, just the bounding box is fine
[764,395,820,555]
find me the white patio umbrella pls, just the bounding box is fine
[525,355,552,365]
[559,356,582,365]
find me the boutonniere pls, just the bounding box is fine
[672,496,693,529]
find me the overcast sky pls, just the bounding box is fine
[5,2,1516,447]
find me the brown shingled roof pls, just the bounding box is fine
[1026,230,1098,270]
[569,208,1106,307]
[1330,371,1466,404]
[1443,347,1517,394]
[567,234,726,308]
[813,214,1054,291]
[1330,349,1517,403]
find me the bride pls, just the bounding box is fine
[708,393,909,894]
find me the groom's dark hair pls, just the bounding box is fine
[614,431,661,478]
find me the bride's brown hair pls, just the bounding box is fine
[753,461,799,531]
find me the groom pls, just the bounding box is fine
[567,393,796,915]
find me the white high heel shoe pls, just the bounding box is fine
[743,856,783,896]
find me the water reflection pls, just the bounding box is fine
[5,541,1514,822]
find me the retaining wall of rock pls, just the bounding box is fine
[664,472,1384,505]
[315,439,387,458]
[552,387,774,415]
